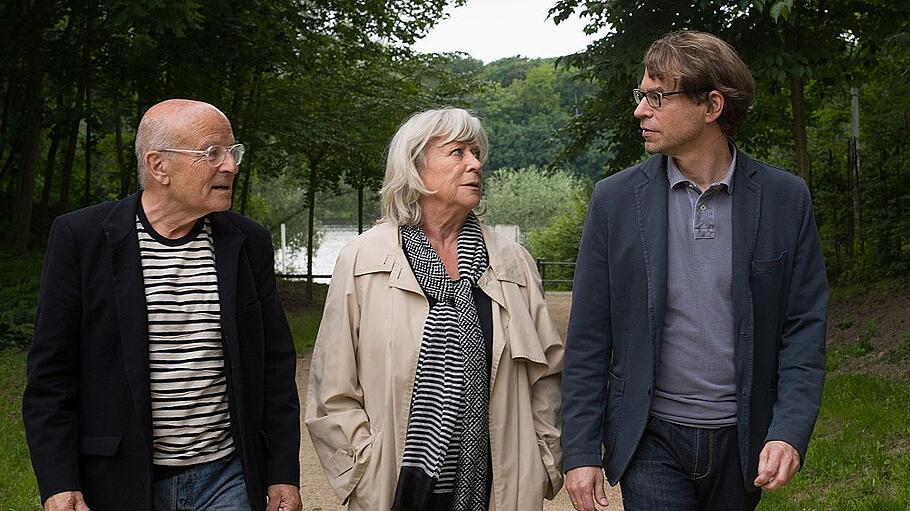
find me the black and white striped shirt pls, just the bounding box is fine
[137,210,234,466]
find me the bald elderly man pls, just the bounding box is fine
[23,99,301,511]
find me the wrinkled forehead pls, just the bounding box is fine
[175,109,233,147]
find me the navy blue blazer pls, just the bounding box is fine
[23,192,300,510]
[561,151,829,490]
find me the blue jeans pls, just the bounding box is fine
[153,453,251,511]
[620,416,762,511]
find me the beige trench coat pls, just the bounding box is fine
[305,221,564,510]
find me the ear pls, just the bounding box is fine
[145,151,171,186]
[704,90,725,124]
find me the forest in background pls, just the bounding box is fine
[2,3,910,508]
[1,0,909,287]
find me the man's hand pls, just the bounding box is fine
[754,440,801,491]
[266,484,302,511]
[565,466,609,510]
[44,491,89,511]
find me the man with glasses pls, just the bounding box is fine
[24,99,302,511]
[562,31,828,510]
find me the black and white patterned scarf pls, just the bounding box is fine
[392,214,490,511]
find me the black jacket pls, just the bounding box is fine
[561,151,829,489]
[23,192,300,509]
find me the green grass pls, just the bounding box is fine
[827,319,879,371]
[758,374,910,510]
[0,349,41,510]
[287,308,323,355]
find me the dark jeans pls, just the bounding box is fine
[153,453,251,511]
[620,416,762,511]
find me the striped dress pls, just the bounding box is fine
[136,211,234,466]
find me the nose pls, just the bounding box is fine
[634,96,652,119]
[465,151,482,172]
[219,153,240,174]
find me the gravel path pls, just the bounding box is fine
[297,292,624,510]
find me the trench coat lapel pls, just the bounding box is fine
[209,214,246,389]
[102,192,153,446]
[633,156,669,371]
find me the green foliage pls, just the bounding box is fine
[548,0,910,284]
[527,193,588,289]
[481,166,583,237]
[0,349,41,510]
[0,0,471,253]
[0,250,42,349]
[758,374,910,510]
[886,333,910,363]
[462,56,609,178]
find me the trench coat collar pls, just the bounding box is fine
[355,221,528,306]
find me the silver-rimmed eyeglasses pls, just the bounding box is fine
[633,89,696,109]
[159,143,245,166]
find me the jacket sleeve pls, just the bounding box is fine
[253,230,302,487]
[561,183,612,472]
[22,217,84,503]
[764,182,829,463]
[516,246,565,499]
[304,244,373,503]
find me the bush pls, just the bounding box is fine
[527,192,588,289]
[481,166,583,239]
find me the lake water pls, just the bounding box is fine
[277,223,361,283]
[276,222,522,283]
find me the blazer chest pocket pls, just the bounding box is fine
[80,435,123,456]
[751,251,787,275]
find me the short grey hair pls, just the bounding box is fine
[134,114,177,189]
[380,108,489,225]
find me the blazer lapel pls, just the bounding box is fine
[633,156,669,372]
[209,213,246,389]
[102,192,153,445]
[731,152,761,390]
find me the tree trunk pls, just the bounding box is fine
[83,82,93,202]
[239,152,253,215]
[81,3,95,203]
[788,75,810,182]
[358,181,364,234]
[306,165,317,303]
[0,77,13,167]
[40,128,61,210]
[57,79,87,213]
[113,95,131,197]
[5,68,44,251]
[845,138,855,261]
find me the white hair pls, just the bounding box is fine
[134,114,177,189]
[380,108,489,225]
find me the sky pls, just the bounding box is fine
[412,0,606,63]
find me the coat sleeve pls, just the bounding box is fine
[253,230,302,487]
[304,243,373,503]
[561,183,612,472]
[516,246,565,499]
[764,182,829,463]
[22,217,84,503]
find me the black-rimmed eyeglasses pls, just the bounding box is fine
[159,143,245,166]
[633,89,698,109]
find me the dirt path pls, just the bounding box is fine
[297,292,624,510]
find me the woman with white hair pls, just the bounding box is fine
[305,107,564,510]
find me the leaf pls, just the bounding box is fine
[770,0,793,22]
